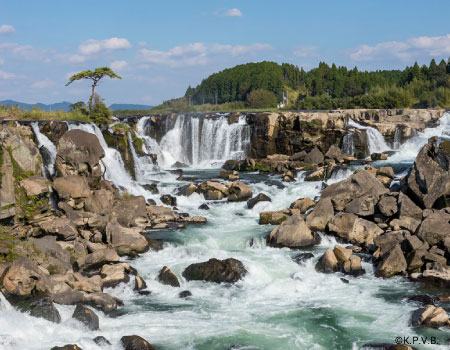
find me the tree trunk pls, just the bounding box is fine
[88,82,97,117]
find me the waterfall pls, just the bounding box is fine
[347,119,390,154]
[67,123,153,199]
[388,112,450,162]
[31,122,57,177]
[393,127,401,149]
[136,114,251,168]
[341,132,355,156]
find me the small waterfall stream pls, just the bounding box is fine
[347,119,390,154]
[31,122,57,177]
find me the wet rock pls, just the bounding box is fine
[361,343,416,350]
[371,152,388,161]
[289,197,315,213]
[179,290,192,298]
[134,276,147,291]
[228,181,253,202]
[147,205,179,223]
[305,168,325,181]
[101,263,135,288]
[143,183,159,194]
[268,214,320,248]
[172,161,189,168]
[157,266,180,287]
[375,244,407,278]
[72,304,99,330]
[182,258,247,284]
[259,209,294,225]
[83,292,123,314]
[182,216,207,224]
[340,278,349,284]
[411,305,449,328]
[306,198,334,232]
[315,250,339,273]
[93,336,111,346]
[51,345,83,350]
[304,147,324,165]
[328,214,383,246]
[220,170,239,181]
[106,222,149,256]
[197,181,229,200]
[121,335,155,350]
[160,194,177,207]
[291,252,314,264]
[377,166,394,179]
[199,203,210,210]
[16,297,61,323]
[147,239,164,251]
[247,193,271,209]
[325,145,342,161]
[52,175,91,200]
[176,182,198,196]
[408,295,434,305]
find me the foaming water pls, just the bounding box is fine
[135,115,250,168]
[387,112,450,163]
[347,119,391,154]
[31,122,57,176]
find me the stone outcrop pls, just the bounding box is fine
[267,214,320,248]
[182,258,247,284]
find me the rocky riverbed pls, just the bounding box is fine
[0,110,449,350]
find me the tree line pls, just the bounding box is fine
[185,59,450,109]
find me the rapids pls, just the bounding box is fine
[3,113,450,350]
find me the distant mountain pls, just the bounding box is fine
[0,100,72,111]
[109,104,153,111]
[0,100,153,112]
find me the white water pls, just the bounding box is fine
[387,111,450,163]
[347,119,391,154]
[136,115,251,168]
[31,122,58,176]
[3,115,450,349]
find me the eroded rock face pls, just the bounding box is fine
[375,244,407,278]
[289,197,315,213]
[411,305,449,328]
[20,176,48,197]
[306,198,334,232]
[75,249,120,272]
[111,196,148,228]
[406,137,450,209]
[157,266,180,287]
[182,258,247,284]
[247,193,271,209]
[0,148,15,219]
[228,181,253,202]
[72,304,99,330]
[39,217,78,241]
[121,335,155,350]
[52,176,91,200]
[106,222,149,256]
[268,214,320,248]
[417,209,450,246]
[55,129,105,180]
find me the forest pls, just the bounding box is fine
[184,59,450,110]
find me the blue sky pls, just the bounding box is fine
[0,0,450,105]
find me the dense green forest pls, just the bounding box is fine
[183,59,450,109]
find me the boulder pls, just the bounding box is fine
[67,273,102,293]
[72,304,99,330]
[101,263,135,288]
[83,189,115,215]
[121,335,155,350]
[371,152,388,161]
[160,194,177,207]
[306,198,334,232]
[320,170,388,211]
[377,194,398,217]
[333,245,353,264]
[315,250,339,273]
[289,197,315,213]
[16,296,61,323]
[111,196,148,228]
[411,305,449,328]
[197,181,229,200]
[375,244,407,278]
[147,205,179,223]
[247,193,271,209]
[305,168,325,182]
[93,336,111,346]
[52,176,91,200]
[417,209,450,246]
[325,145,342,160]
[182,258,247,284]
[304,147,324,165]
[157,266,180,287]
[267,214,320,248]
[51,345,82,350]
[82,292,123,314]
[55,129,105,179]
[228,181,253,202]
[344,194,377,216]
[106,222,149,256]
[29,236,72,274]
[176,182,198,196]
[259,209,294,225]
[134,276,147,291]
[20,176,48,197]
[75,249,120,272]
[0,150,15,219]
[376,166,394,179]
[291,252,315,264]
[406,138,450,209]
[179,290,192,298]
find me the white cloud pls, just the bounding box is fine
[65,71,79,79]
[31,80,55,89]
[224,8,242,17]
[0,58,4,65]
[0,24,15,35]
[0,69,15,79]
[111,60,128,71]
[139,42,272,67]
[293,45,319,58]
[138,41,148,47]
[350,34,450,62]
[68,54,86,63]
[79,37,132,55]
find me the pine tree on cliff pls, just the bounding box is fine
[65,67,122,117]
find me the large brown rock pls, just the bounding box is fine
[315,250,339,273]
[20,176,49,197]
[83,189,114,215]
[377,193,398,217]
[29,236,72,274]
[306,198,334,232]
[55,129,105,179]
[197,181,229,200]
[328,213,383,246]
[268,214,320,248]
[406,137,450,209]
[320,170,388,211]
[121,335,155,350]
[375,244,407,278]
[72,304,99,330]
[0,149,16,219]
[417,209,450,246]
[52,176,91,200]
[228,181,253,202]
[106,222,149,256]
[182,258,247,284]
[259,209,294,225]
[75,248,120,272]
[101,263,135,288]
[304,147,324,165]
[289,197,315,213]
[111,196,148,227]
[157,266,180,287]
[411,305,449,328]
[247,193,271,209]
[39,218,78,241]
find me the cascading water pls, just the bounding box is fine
[67,122,154,199]
[136,114,251,168]
[347,118,390,154]
[387,111,450,163]
[393,127,401,149]
[341,131,356,156]
[31,122,57,177]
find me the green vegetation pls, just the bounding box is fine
[246,89,278,108]
[7,148,34,181]
[65,67,121,116]
[0,143,3,187]
[14,186,49,223]
[0,104,91,122]
[0,224,19,263]
[175,59,450,111]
